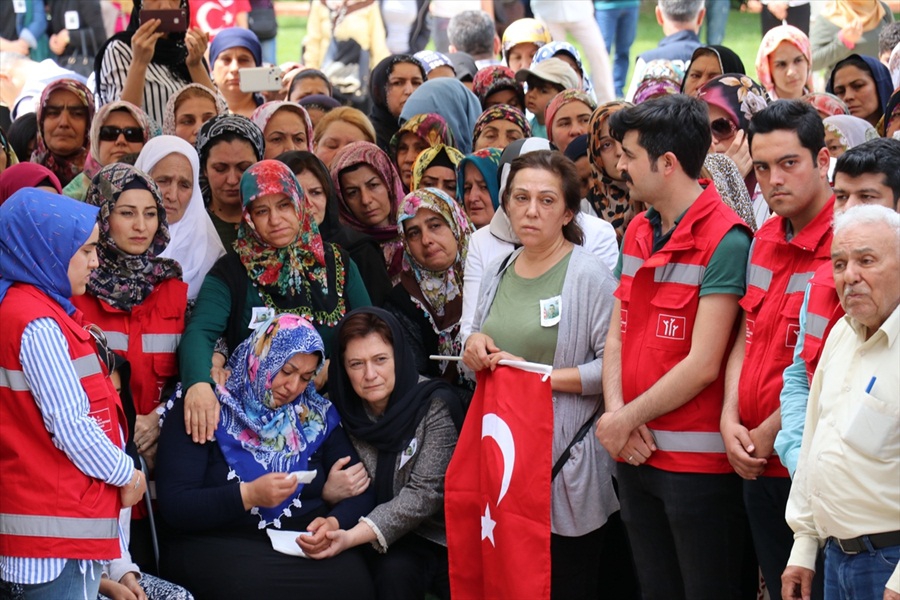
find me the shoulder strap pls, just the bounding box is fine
[551,407,600,481]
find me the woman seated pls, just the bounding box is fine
[456,148,502,229]
[471,105,531,152]
[31,79,94,187]
[163,83,228,146]
[251,101,315,159]
[410,145,464,197]
[306,308,463,600]
[156,313,376,600]
[389,113,456,192]
[209,28,265,117]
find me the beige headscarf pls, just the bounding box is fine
[820,0,886,32]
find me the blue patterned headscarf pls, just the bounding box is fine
[214,313,340,528]
[533,41,597,101]
[0,189,99,314]
[456,147,502,210]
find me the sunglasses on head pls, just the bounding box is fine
[84,323,116,378]
[99,126,144,143]
[710,118,738,142]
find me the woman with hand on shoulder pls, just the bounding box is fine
[163,83,228,145]
[157,314,375,600]
[306,308,463,600]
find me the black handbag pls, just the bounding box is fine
[248,7,278,41]
[63,27,98,78]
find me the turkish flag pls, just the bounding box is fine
[189,0,251,38]
[445,366,553,600]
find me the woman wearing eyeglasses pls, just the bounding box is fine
[697,74,772,230]
[0,189,146,599]
[62,100,155,201]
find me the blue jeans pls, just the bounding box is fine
[703,0,730,45]
[0,560,102,600]
[594,4,639,98]
[260,38,276,66]
[824,539,900,600]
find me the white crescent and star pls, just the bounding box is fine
[480,413,516,546]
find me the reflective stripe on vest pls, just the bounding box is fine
[786,272,816,295]
[72,355,102,378]
[806,312,830,340]
[621,254,644,278]
[654,263,706,286]
[747,264,773,291]
[0,367,29,392]
[0,513,118,540]
[105,331,128,352]
[649,428,726,453]
[141,333,181,353]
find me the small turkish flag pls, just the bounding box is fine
[445,366,553,600]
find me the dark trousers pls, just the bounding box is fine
[744,477,823,600]
[617,463,746,600]
[761,2,811,36]
[365,533,448,600]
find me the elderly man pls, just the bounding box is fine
[782,204,900,600]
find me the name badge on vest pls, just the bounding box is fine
[399,437,417,470]
[540,295,562,327]
[250,306,276,330]
[13,0,26,14]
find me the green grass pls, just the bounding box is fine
[273,5,766,90]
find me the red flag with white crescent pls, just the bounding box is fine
[445,366,553,600]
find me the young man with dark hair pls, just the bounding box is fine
[596,94,752,599]
[720,99,835,600]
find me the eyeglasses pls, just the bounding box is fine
[84,324,116,378]
[98,126,144,143]
[710,118,738,143]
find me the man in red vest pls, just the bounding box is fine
[720,100,835,600]
[775,138,900,479]
[596,94,752,599]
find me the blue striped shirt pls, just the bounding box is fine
[0,318,133,585]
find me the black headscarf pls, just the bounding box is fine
[368,55,427,152]
[680,45,746,92]
[93,0,196,91]
[328,307,463,504]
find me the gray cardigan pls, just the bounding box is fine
[468,244,620,536]
[350,393,458,552]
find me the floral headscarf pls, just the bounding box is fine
[755,25,813,99]
[632,77,681,105]
[237,160,328,299]
[456,147,502,211]
[84,101,156,181]
[250,101,315,153]
[32,79,95,187]
[823,115,879,154]
[697,74,770,132]
[330,141,406,279]
[471,104,532,150]
[396,188,474,363]
[544,90,597,147]
[533,41,597,101]
[588,101,635,241]
[472,65,524,109]
[83,163,182,311]
[801,92,850,118]
[630,59,684,100]
[388,113,456,160]
[162,83,229,136]
[215,313,340,528]
[410,144,464,191]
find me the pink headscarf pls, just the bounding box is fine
[755,25,814,100]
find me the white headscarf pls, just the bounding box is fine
[135,136,225,299]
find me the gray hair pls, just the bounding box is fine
[833,204,900,241]
[658,0,705,23]
[448,10,496,56]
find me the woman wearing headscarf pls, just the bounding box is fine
[251,101,315,160]
[277,150,393,306]
[801,92,851,119]
[195,114,265,251]
[389,113,456,192]
[331,141,408,283]
[810,0,894,74]
[31,78,95,187]
[156,313,376,599]
[309,307,463,600]
[0,127,17,176]
[209,27,265,117]
[472,65,525,111]
[587,101,635,241]
[409,145,464,197]
[755,25,814,100]
[826,54,894,128]
[180,160,371,443]
[532,41,601,103]
[681,45,746,97]
[95,0,215,127]
[544,90,597,154]
[369,55,427,151]
[385,188,475,390]
[0,189,145,599]
[471,105,532,153]
[0,163,62,204]
[72,163,187,468]
[456,148,502,229]
[399,78,483,154]
[63,100,155,201]
[162,82,229,145]
[135,135,226,302]
[823,114,880,158]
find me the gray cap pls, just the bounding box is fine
[514,57,579,90]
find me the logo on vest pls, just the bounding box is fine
[785,324,800,348]
[746,319,755,344]
[89,407,113,434]
[620,309,628,335]
[656,314,685,340]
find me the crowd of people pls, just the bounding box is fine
[0,0,899,599]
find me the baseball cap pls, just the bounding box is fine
[514,58,579,91]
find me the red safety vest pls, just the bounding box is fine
[799,261,844,382]
[0,284,125,559]
[616,182,751,474]
[73,279,187,416]
[737,197,834,478]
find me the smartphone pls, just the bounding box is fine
[239,67,283,93]
[140,9,188,33]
